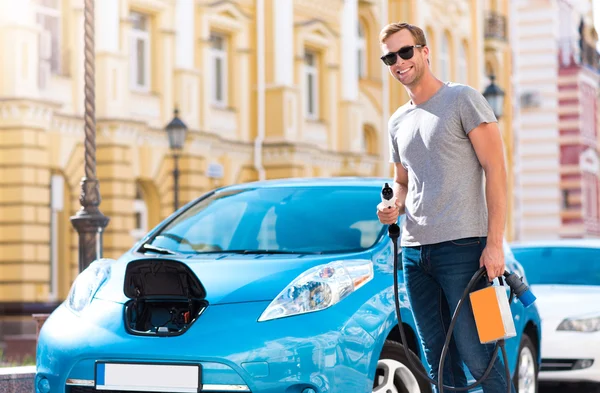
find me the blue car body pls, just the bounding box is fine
[35,178,542,393]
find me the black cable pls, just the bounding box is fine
[388,223,512,393]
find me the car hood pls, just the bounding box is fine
[530,284,600,328]
[94,253,361,305]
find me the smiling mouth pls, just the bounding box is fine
[398,66,413,75]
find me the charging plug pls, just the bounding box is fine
[504,272,536,308]
[378,182,397,211]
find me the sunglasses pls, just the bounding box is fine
[380,45,424,66]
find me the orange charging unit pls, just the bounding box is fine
[470,285,517,344]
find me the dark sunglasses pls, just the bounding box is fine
[380,45,424,66]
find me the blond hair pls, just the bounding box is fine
[379,22,427,46]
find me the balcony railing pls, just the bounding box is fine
[484,11,507,42]
[558,38,600,72]
[581,42,600,70]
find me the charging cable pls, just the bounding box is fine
[380,183,535,393]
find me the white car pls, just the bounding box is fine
[511,239,600,385]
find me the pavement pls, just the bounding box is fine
[540,382,600,392]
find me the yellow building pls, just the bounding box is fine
[0,0,511,351]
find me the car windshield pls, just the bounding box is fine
[144,186,386,254]
[512,246,600,286]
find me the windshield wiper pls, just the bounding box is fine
[197,249,322,255]
[139,244,179,255]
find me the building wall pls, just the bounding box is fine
[557,1,600,237]
[512,0,562,241]
[0,0,509,309]
[512,0,600,241]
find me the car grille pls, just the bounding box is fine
[541,358,594,371]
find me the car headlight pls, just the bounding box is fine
[258,259,374,322]
[66,258,115,314]
[557,315,600,332]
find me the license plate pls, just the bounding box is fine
[95,362,201,392]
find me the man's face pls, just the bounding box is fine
[381,29,428,87]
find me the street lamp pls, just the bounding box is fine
[482,74,505,120]
[165,108,188,211]
[70,0,109,272]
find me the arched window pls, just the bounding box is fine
[439,33,450,82]
[425,26,434,66]
[304,50,319,119]
[357,22,367,79]
[210,33,228,107]
[363,124,378,155]
[458,41,468,85]
[49,173,72,300]
[131,183,149,241]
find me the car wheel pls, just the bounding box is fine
[513,334,538,393]
[373,340,433,393]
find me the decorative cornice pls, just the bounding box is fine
[52,114,84,136]
[295,18,340,38]
[294,0,343,25]
[202,0,252,20]
[0,99,57,130]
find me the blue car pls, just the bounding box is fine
[36,177,542,393]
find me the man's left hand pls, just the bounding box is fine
[480,243,505,281]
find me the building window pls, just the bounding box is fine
[35,0,62,87]
[305,51,319,119]
[439,33,450,82]
[357,22,367,79]
[583,173,599,222]
[130,12,150,92]
[458,43,468,85]
[210,33,228,107]
[363,125,377,155]
[131,185,148,241]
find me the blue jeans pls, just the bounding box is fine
[402,237,516,393]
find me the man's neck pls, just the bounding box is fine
[407,73,444,105]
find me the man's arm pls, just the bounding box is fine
[393,163,409,215]
[468,122,507,247]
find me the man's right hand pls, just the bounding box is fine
[377,199,401,225]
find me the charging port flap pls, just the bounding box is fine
[123,259,208,337]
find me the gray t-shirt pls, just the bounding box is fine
[388,82,497,247]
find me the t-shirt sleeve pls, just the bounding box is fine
[459,85,497,135]
[388,118,402,164]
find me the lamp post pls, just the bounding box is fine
[482,74,505,120]
[165,109,188,211]
[70,0,109,272]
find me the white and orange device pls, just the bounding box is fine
[470,285,516,344]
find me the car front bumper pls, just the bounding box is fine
[35,298,378,393]
[539,330,600,383]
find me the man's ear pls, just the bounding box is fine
[423,46,430,65]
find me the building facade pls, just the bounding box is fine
[557,1,600,237]
[512,0,600,241]
[0,0,510,356]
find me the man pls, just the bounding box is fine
[376,22,515,393]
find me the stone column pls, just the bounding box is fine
[94,124,134,259]
[0,0,39,97]
[264,0,298,142]
[0,1,54,302]
[338,0,362,153]
[174,0,200,129]
[95,0,127,118]
[0,101,53,302]
[157,10,175,125]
